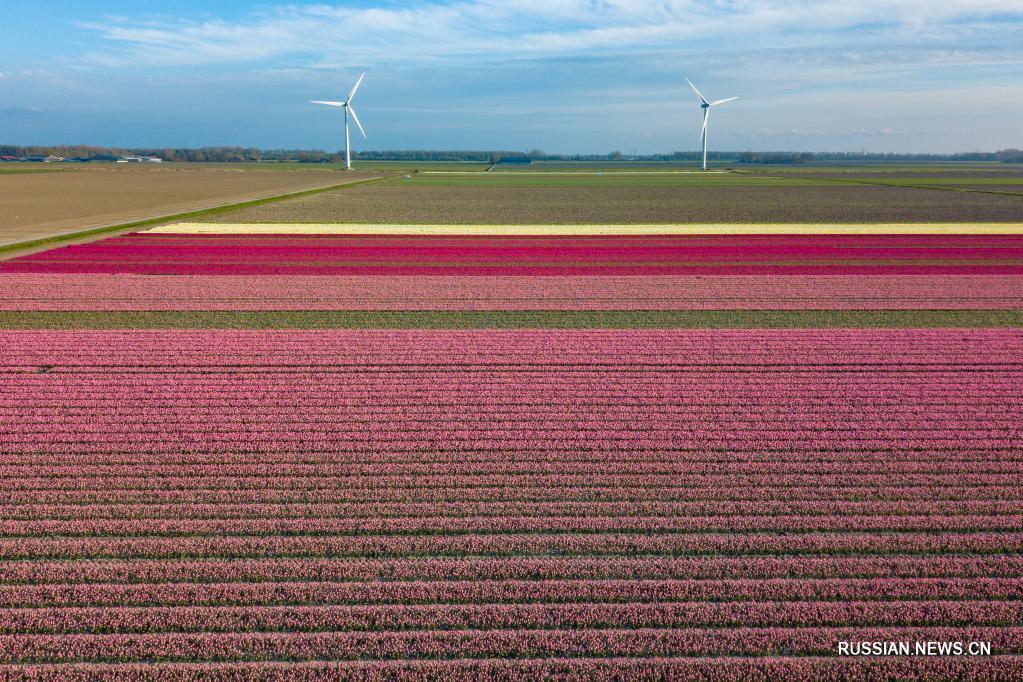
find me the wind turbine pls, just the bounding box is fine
[685,77,738,171]
[311,73,366,170]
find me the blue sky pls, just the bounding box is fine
[1,1,1021,153]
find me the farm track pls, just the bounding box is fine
[1,310,1021,328]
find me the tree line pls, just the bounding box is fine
[2,145,1021,164]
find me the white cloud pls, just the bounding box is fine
[75,1,1023,69]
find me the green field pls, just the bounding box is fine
[3,310,1022,330]
[0,165,68,174]
[381,172,835,187]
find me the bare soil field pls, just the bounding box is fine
[0,165,379,246]
[203,183,1023,224]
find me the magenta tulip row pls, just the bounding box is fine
[0,532,1019,560]
[4,274,1022,310]
[14,262,1019,275]
[1,577,1019,609]
[3,556,1020,586]
[1,600,1020,635]
[0,626,1020,663]
[5,232,1023,275]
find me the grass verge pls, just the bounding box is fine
[0,175,386,257]
[1,310,1021,329]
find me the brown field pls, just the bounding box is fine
[0,164,379,246]
[203,182,1023,224]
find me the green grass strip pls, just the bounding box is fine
[0,176,387,257]
[0,166,69,175]
[2,310,1021,329]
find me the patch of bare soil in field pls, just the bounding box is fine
[0,165,379,246]
[204,183,1023,224]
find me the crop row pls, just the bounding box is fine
[2,577,1021,609]
[6,439,1019,457]
[3,447,1017,464]
[3,329,1019,361]
[7,418,1020,436]
[4,459,1019,477]
[1,600,1020,635]
[7,263,1020,275]
[5,484,1017,505]
[0,626,1020,663]
[1,514,1021,538]
[4,556,1022,586]
[4,499,1020,521]
[3,274,1022,310]
[0,532,1019,560]
[5,386,1011,403]
[4,474,1018,493]
[6,404,1021,419]
[3,657,1022,682]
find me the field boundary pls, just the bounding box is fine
[736,169,1023,198]
[2,310,1021,329]
[149,222,1023,235]
[0,175,387,258]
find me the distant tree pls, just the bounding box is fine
[996,149,1023,163]
[609,150,624,160]
[489,151,502,164]
[529,148,545,160]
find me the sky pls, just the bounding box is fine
[0,1,1021,154]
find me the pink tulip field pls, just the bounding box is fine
[0,226,1021,678]
[3,273,1023,311]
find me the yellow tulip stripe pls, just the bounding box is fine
[150,222,1023,235]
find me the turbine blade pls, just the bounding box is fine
[710,96,739,106]
[685,77,708,105]
[348,105,367,138]
[347,72,366,103]
[700,108,709,141]
[310,100,345,107]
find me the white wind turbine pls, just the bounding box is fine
[685,77,738,171]
[311,73,366,170]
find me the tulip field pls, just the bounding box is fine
[0,222,1021,678]
[3,274,1023,311]
[5,232,1023,276]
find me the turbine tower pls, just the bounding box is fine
[685,77,738,171]
[311,73,366,170]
